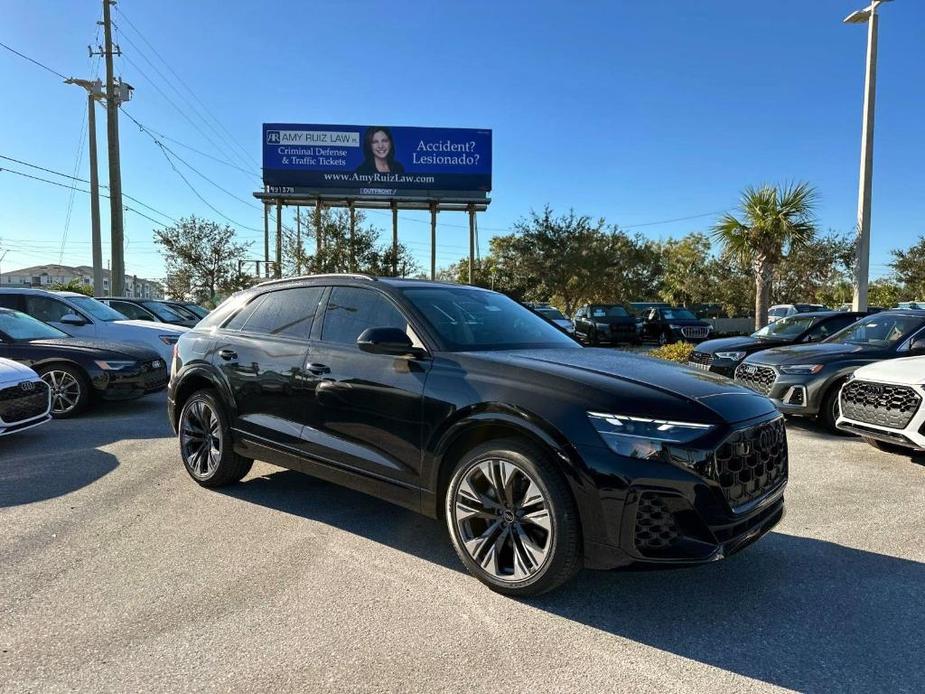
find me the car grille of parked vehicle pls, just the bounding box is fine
[688,351,713,370]
[634,493,681,552]
[680,326,709,339]
[142,360,168,390]
[0,381,49,424]
[840,380,922,430]
[734,363,777,396]
[713,417,788,509]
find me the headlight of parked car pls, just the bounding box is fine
[715,351,746,361]
[587,412,714,459]
[779,364,824,375]
[93,360,138,371]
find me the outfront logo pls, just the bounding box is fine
[266,130,281,145]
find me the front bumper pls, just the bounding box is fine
[836,380,925,451]
[574,412,788,570]
[92,360,169,401]
[734,364,826,416]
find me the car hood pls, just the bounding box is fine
[591,316,635,325]
[113,320,188,334]
[745,342,881,365]
[0,357,41,383]
[470,348,777,423]
[695,336,787,354]
[664,318,710,327]
[26,338,162,361]
[853,356,925,385]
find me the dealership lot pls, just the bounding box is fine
[1,394,923,693]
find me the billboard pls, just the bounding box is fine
[262,123,491,196]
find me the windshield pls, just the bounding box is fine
[663,309,696,320]
[142,301,186,321]
[591,305,628,318]
[536,307,566,321]
[402,287,579,351]
[753,315,817,339]
[0,309,69,340]
[825,313,925,347]
[68,296,127,322]
[183,304,209,318]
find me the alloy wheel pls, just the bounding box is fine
[180,399,223,480]
[41,370,82,415]
[452,459,553,582]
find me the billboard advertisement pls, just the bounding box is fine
[262,123,491,196]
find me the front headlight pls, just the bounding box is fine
[94,360,138,371]
[715,351,746,361]
[779,364,824,375]
[668,324,683,330]
[159,334,180,345]
[595,322,609,329]
[587,412,714,459]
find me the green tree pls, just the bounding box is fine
[658,233,712,307]
[868,277,904,308]
[155,216,252,303]
[712,182,818,329]
[50,279,94,296]
[890,235,925,298]
[773,231,854,305]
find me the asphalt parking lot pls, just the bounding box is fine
[1,393,923,693]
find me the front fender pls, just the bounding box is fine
[169,361,236,431]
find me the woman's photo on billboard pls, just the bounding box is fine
[355,126,405,174]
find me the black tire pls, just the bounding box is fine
[178,389,253,487]
[818,383,851,435]
[36,363,90,418]
[444,437,582,597]
[863,437,912,455]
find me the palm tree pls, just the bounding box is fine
[712,182,819,329]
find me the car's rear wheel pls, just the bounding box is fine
[445,438,581,597]
[179,390,252,487]
[37,364,90,418]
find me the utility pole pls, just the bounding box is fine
[65,78,105,296]
[844,0,892,311]
[98,0,132,296]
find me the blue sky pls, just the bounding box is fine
[1,0,923,282]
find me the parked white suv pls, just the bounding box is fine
[0,289,187,362]
[0,357,51,436]
[836,356,925,454]
[768,303,827,323]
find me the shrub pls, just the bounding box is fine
[650,341,694,363]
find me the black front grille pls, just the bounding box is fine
[688,351,713,370]
[840,380,921,430]
[681,326,709,339]
[713,417,788,509]
[634,494,680,552]
[142,360,168,390]
[0,381,50,424]
[734,363,777,396]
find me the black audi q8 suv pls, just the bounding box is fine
[168,276,788,596]
[733,310,925,432]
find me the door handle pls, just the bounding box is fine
[218,349,238,361]
[305,362,331,375]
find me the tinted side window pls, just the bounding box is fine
[24,296,73,322]
[321,287,407,346]
[239,286,324,339]
[0,295,20,310]
[223,294,267,331]
[110,301,152,321]
[810,315,858,340]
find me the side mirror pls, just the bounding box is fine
[60,313,87,326]
[909,335,925,354]
[357,327,422,357]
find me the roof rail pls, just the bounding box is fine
[255,273,377,287]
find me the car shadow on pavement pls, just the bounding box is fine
[0,393,170,508]
[226,469,923,692]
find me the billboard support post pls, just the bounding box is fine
[430,202,438,281]
[315,199,323,263]
[263,203,270,278]
[391,202,398,277]
[348,201,356,273]
[468,204,476,285]
[275,200,283,279]
[295,206,302,275]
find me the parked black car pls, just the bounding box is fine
[162,301,206,323]
[573,304,638,344]
[0,308,168,417]
[168,275,787,596]
[100,297,198,327]
[734,310,925,432]
[639,307,712,344]
[690,311,867,377]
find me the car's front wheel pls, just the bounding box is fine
[445,438,581,597]
[37,364,90,418]
[178,390,253,487]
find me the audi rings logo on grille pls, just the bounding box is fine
[19,381,35,392]
[741,364,756,375]
[759,426,774,450]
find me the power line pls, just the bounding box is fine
[0,40,67,79]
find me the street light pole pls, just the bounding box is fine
[845,0,892,312]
